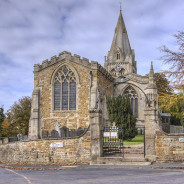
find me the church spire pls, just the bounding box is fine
[108,10,131,59]
[104,9,137,76]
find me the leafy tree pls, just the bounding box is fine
[0,106,5,136]
[159,93,184,126]
[1,119,10,137]
[160,31,184,89]
[6,96,31,136]
[154,73,173,95]
[106,95,137,140]
[154,73,184,126]
[0,118,19,137]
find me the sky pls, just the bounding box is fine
[0,0,184,112]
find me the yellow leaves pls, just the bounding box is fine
[1,119,10,136]
[159,93,184,120]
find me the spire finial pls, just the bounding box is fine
[119,1,122,12]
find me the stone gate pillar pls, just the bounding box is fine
[90,109,103,162]
[144,107,164,161]
[28,88,40,140]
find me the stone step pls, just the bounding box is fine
[124,147,144,150]
[124,149,144,151]
[103,149,144,154]
[98,157,146,162]
[91,157,151,166]
[124,153,144,154]
[124,150,144,154]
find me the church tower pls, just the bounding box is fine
[104,10,137,77]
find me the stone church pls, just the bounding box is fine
[28,10,160,140]
[1,10,184,167]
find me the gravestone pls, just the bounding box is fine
[65,127,69,137]
[77,127,84,136]
[55,122,61,137]
[69,129,77,137]
[60,127,66,138]
[51,130,59,138]
[17,133,22,141]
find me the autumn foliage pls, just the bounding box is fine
[158,31,184,126]
[160,31,184,89]
[0,96,31,137]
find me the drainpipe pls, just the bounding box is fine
[89,71,93,110]
[89,71,93,127]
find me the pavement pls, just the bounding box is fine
[0,162,184,171]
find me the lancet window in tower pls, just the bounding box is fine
[124,86,138,117]
[117,53,120,60]
[54,66,76,110]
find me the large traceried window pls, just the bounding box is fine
[54,66,76,110]
[124,86,138,117]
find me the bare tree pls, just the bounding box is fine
[160,31,184,89]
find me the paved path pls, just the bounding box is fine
[0,164,184,184]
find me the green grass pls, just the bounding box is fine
[103,135,144,146]
[123,135,144,145]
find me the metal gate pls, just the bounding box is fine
[103,126,124,156]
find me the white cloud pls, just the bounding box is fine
[0,0,184,111]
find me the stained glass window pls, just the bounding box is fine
[54,66,76,110]
[54,81,61,110]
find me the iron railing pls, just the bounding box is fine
[103,127,124,156]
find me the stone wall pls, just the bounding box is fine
[0,133,91,165]
[156,134,184,162]
[170,125,184,134]
[37,60,91,135]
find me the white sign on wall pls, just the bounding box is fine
[50,142,64,148]
[179,138,184,143]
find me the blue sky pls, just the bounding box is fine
[0,0,184,112]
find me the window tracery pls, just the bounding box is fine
[124,86,138,117]
[54,66,76,110]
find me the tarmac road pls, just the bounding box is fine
[0,165,184,184]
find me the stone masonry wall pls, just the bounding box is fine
[34,57,91,136]
[97,65,113,128]
[156,134,184,162]
[0,133,91,165]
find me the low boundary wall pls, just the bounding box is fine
[0,133,91,165]
[156,134,184,162]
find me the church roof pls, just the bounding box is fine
[124,73,149,84]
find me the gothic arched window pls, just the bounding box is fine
[54,66,76,110]
[117,53,120,60]
[124,86,138,117]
